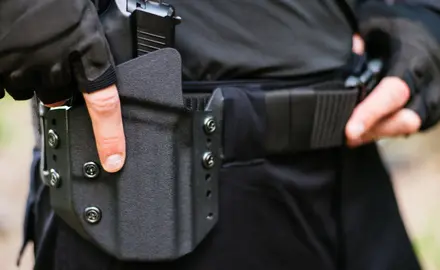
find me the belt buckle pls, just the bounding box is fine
[345,58,383,102]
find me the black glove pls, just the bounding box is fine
[358,2,440,130]
[0,0,116,104]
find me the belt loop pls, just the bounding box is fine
[264,88,359,155]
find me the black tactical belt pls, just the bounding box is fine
[184,89,359,154]
[183,57,382,155]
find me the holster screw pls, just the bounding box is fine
[49,169,61,188]
[202,152,215,169]
[47,129,59,149]
[203,116,216,134]
[83,162,100,179]
[84,207,102,224]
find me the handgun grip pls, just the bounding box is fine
[99,0,181,61]
[100,0,135,65]
[131,3,180,56]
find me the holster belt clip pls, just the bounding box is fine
[344,59,383,102]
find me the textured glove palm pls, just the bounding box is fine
[358,2,440,130]
[0,0,116,104]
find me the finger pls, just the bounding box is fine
[347,109,421,147]
[345,77,410,140]
[367,108,421,137]
[352,34,365,55]
[45,100,67,107]
[83,84,126,173]
[347,133,375,148]
[347,127,387,147]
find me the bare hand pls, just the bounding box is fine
[46,84,126,173]
[347,34,421,146]
[345,77,421,147]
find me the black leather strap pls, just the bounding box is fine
[311,89,358,148]
[184,87,359,154]
[264,88,358,154]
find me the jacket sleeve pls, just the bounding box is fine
[356,0,440,131]
[0,0,116,104]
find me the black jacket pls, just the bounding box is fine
[0,0,116,104]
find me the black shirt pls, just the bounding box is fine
[168,0,356,81]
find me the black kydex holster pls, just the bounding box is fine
[40,48,222,262]
[38,0,222,262]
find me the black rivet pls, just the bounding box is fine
[47,129,59,149]
[202,152,215,169]
[83,162,100,179]
[49,169,61,188]
[84,207,102,224]
[203,116,216,134]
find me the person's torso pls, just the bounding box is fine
[31,0,358,150]
[167,0,357,81]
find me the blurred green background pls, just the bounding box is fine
[0,95,439,270]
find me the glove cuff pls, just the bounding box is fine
[82,66,117,93]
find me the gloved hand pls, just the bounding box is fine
[345,2,440,146]
[0,0,126,172]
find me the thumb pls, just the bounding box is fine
[345,77,410,140]
[352,34,365,55]
[83,84,126,173]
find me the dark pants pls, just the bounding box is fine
[22,87,420,270]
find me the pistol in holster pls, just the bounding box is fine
[38,0,223,261]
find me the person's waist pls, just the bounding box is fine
[180,51,370,94]
[180,53,380,111]
[180,57,381,156]
[182,67,349,94]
